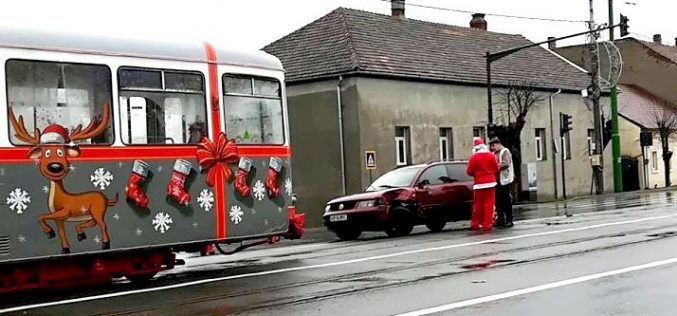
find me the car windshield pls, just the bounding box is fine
[366,166,423,191]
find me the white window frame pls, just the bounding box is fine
[587,129,594,156]
[652,150,659,173]
[562,133,572,160]
[396,136,408,166]
[439,137,449,161]
[439,128,452,161]
[535,129,546,161]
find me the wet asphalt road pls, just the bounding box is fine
[3,190,677,315]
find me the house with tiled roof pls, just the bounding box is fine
[264,3,611,226]
[556,35,677,105]
[556,34,677,190]
[617,84,677,189]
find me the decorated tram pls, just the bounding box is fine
[0,26,304,292]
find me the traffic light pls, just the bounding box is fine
[620,14,629,37]
[560,113,572,135]
[487,123,497,139]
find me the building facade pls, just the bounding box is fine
[266,6,611,226]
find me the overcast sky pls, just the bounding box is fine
[0,0,673,50]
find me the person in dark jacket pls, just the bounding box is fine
[466,137,500,232]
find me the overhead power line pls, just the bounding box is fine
[377,0,587,23]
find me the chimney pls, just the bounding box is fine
[653,34,662,44]
[470,13,487,31]
[548,37,557,50]
[391,0,405,19]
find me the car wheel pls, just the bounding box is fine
[385,207,415,237]
[425,215,446,232]
[335,227,361,241]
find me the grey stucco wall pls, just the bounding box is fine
[353,77,613,201]
[287,76,614,228]
[286,78,360,227]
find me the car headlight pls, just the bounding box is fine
[325,205,331,212]
[356,200,377,208]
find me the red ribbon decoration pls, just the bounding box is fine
[196,133,239,187]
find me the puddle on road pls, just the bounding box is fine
[459,259,516,270]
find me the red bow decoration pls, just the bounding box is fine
[283,207,306,240]
[196,133,239,187]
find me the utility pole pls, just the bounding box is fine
[589,0,604,194]
[609,0,623,192]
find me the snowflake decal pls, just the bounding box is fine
[285,178,293,197]
[198,189,214,212]
[90,168,114,190]
[152,212,173,234]
[253,180,266,201]
[230,205,244,225]
[6,188,30,214]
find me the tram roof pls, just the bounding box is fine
[0,26,284,71]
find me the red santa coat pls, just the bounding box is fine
[466,144,499,190]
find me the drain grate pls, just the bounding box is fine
[0,236,9,256]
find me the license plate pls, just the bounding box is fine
[330,214,348,222]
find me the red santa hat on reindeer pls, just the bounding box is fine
[40,124,70,144]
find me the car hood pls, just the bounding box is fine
[327,189,398,204]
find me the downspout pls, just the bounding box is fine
[337,76,347,195]
[549,89,562,199]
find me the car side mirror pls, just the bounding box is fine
[417,179,430,188]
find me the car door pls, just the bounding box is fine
[445,163,474,220]
[416,165,452,215]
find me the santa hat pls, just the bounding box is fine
[473,137,488,153]
[473,137,484,147]
[41,124,70,144]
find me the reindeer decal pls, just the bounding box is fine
[9,104,118,254]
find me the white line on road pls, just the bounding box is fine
[395,256,677,316]
[2,213,676,314]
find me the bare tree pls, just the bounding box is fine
[650,105,677,187]
[494,80,546,200]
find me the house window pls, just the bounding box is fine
[562,133,572,160]
[223,75,284,144]
[395,126,411,166]
[535,128,546,161]
[652,151,659,172]
[587,129,594,156]
[439,128,453,161]
[6,59,113,145]
[118,67,207,145]
[473,126,486,140]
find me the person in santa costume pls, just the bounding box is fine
[466,137,500,232]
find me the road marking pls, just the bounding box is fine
[395,256,677,316]
[2,213,676,313]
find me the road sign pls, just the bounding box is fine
[365,151,376,170]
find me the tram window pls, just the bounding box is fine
[223,75,284,144]
[118,67,207,145]
[5,59,113,145]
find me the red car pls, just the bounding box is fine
[323,161,474,240]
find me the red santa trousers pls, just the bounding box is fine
[471,187,496,230]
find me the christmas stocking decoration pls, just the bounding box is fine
[126,160,150,208]
[167,159,192,206]
[234,158,253,197]
[266,157,283,198]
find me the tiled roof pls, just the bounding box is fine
[263,8,590,91]
[640,40,677,65]
[618,84,677,129]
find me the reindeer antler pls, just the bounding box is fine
[8,107,40,144]
[70,103,110,142]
